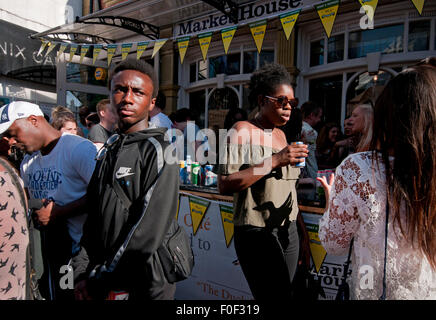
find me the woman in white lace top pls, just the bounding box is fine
[318,65,436,299]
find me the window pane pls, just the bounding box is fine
[310,39,324,66]
[328,34,344,63]
[209,56,226,78]
[198,60,207,80]
[226,53,240,75]
[244,51,257,73]
[209,53,240,78]
[190,63,196,83]
[348,24,404,59]
[189,90,206,128]
[66,91,108,116]
[66,63,108,87]
[408,20,430,52]
[260,50,274,67]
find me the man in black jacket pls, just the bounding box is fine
[73,58,179,300]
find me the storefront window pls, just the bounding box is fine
[66,63,108,87]
[243,51,257,74]
[189,90,206,128]
[408,20,430,52]
[346,71,392,109]
[208,87,239,130]
[190,60,208,83]
[328,34,344,63]
[209,53,240,78]
[260,50,274,67]
[66,91,108,116]
[348,24,404,59]
[310,39,324,66]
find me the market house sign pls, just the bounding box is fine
[174,0,303,37]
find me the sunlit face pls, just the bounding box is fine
[5,118,42,154]
[349,106,365,134]
[261,84,294,127]
[328,127,339,142]
[60,121,78,135]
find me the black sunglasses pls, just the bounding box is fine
[265,95,299,109]
[95,133,120,161]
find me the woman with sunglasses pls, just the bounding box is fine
[218,63,308,301]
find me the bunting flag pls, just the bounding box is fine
[249,19,267,53]
[57,43,68,58]
[221,26,237,54]
[107,44,118,66]
[68,44,78,62]
[152,39,168,58]
[121,43,133,60]
[305,221,327,274]
[279,9,301,40]
[359,0,378,21]
[315,0,340,38]
[136,41,149,60]
[92,44,103,64]
[198,32,213,61]
[175,195,180,221]
[411,0,425,15]
[37,39,49,56]
[177,36,190,64]
[188,196,210,235]
[219,204,234,248]
[79,44,90,64]
[44,42,57,56]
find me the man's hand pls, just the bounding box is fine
[272,143,308,168]
[34,199,55,226]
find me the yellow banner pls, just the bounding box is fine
[359,0,378,21]
[411,0,425,15]
[121,43,133,60]
[37,39,49,56]
[44,42,57,56]
[219,204,234,248]
[79,44,90,64]
[177,36,190,64]
[152,39,168,58]
[92,44,103,64]
[136,41,149,60]
[221,26,237,54]
[57,43,68,58]
[279,9,301,40]
[249,20,267,53]
[68,44,78,62]
[306,223,327,274]
[198,32,212,62]
[188,196,210,235]
[315,0,340,38]
[107,44,118,66]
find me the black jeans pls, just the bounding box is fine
[234,220,299,301]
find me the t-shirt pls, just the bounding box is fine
[301,121,319,179]
[87,123,113,144]
[20,133,97,254]
[150,112,172,130]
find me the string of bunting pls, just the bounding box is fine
[37,0,426,66]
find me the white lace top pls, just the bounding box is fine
[319,152,436,300]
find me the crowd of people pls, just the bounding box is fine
[0,56,435,301]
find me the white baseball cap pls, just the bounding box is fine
[0,101,44,134]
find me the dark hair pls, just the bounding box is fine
[85,112,100,125]
[224,108,247,130]
[173,108,193,123]
[300,101,322,119]
[51,106,76,130]
[155,90,166,111]
[316,122,341,154]
[108,58,158,97]
[248,63,292,109]
[78,106,90,126]
[371,65,436,268]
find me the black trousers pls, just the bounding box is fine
[234,220,299,301]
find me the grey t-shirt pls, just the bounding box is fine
[88,123,112,144]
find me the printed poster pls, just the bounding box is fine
[315,0,340,38]
[249,19,267,53]
[221,26,237,54]
[177,36,190,64]
[152,39,168,58]
[136,41,149,60]
[279,9,301,40]
[198,32,212,62]
[358,0,378,21]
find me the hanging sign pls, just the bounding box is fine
[177,36,190,64]
[68,44,78,62]
[411,0,425,15]
[198,32,213,61]
[358,0,378,21]
[249,19,267,53]
[279,9,301,40]
[221,26,237,54]
[152,39,168,58]
[315,0,340,38]
[107,44,118,66]
[57,43,68,58]
[136,41,149,60]
[37,39,49,56]
[188,196,210,235]
[121,43,133,60]
[79,44,90,64]
[219,204,234,248]
[92,44,103,64]
[44,42,57,57]
[305,218,328,274]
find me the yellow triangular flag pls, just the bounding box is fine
[177,36,190,64]
[306,224,327,273]
[358,0,378,21]
[79,44,90,64]
[152,39,167,58]
[219,204,234,247]
[315,0,340,38]
[92,44,103,64]
[411,0,425,15]
[198,32,212,61]
[57,43,68,58]
[249,20,267,53]
[106,44,118,66]
[68,44,78,62]
[175,195,180,221]
[121,43,133,60]
[188,196,210,235]
[44,42,57,56]
[221,26,237,54]
[280,9,301,40]
[37,39,49,56]
[136,41,149,60]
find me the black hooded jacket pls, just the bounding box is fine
[73,127,179,298]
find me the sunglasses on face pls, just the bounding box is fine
[95,133,120,161]
[265,95,299,109]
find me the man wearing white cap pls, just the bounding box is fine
[0,101,98,300]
